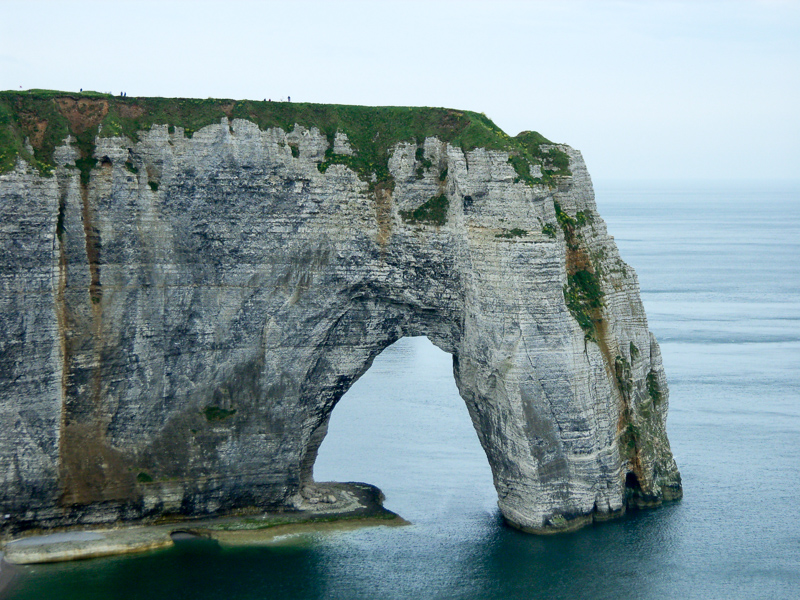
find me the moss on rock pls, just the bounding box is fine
[0,90,572,193]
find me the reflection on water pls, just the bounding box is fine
[3,182,800,599]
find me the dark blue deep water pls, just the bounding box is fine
[3,182,799,599]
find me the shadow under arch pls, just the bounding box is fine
[310,336,497,521]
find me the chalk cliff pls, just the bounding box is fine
[0,91,681,536]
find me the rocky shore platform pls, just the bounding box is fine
[0,483,402,565]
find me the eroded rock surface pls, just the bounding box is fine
[0,100,681,536]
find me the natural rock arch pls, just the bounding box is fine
[0,100,681,535]
[308,335,495,509]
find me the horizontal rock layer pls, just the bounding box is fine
[0,96,680,536]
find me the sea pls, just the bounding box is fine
[2,181,798,600]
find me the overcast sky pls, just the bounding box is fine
[2,0,798,182]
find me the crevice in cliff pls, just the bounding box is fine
[54,97,107,188]
[56,163,135,508]
[555,197,649,497]
[624,468,662,509]
[624,470,644,504]
[596,316,646,489]
[54,175,70,508]
[614,354,642,475]
[557,201,603,343]
[374,182,393,246]
[80,179,103,305]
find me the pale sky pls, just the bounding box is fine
[1,0,798,182]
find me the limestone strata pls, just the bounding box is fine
[0,107,681,536]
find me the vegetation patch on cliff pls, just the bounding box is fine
[647,370,662,404]
[554,201,579,249]
[495,228,528,239]
[414,147,433,179]
[400,194,448,225]
[0,90,571,192]
[508,154,537,185]
[514,130,571,185]
[554,200,605,341]
[203,406,236,422]
[563,269,604,340]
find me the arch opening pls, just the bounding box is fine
[310,336,497,521]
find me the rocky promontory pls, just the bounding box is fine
[0,91,681,538]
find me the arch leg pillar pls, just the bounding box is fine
[453,340,628,534]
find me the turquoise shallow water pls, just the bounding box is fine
[3,182,799,599]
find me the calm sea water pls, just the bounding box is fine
[3,181,799,600]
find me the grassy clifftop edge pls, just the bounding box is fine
[0,89,571,188]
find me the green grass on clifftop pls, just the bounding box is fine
[0,89,571,189]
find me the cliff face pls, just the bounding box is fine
[0,92,681,535]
